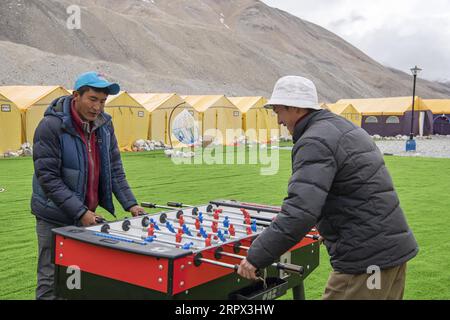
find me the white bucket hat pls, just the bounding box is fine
[264,75,322,110]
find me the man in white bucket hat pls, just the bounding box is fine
[238,76,418,300]
[263,76,323,133]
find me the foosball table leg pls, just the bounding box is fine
[292,281,305,300]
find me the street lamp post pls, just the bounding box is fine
[406,65,422,152]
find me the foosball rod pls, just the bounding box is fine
[144,214,224,237]
[198,208,272,227]
[206,205,275,223]
[142,202,178,211]
[195,255,304,275]
[146,226,223,249]
[122,217,201,238]
[167,201,275,224]
[208,207,319,233]
[215,250,304,275]
[149,226,214,244]
[101,224,199,249]
[147,218,241,243]
[209,201,281,214]
[159,212,256,235]
[177,211,263,230]
[234,234,321,252]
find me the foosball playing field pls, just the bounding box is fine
[0,149,449,299]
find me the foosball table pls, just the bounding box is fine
[52,200,320,300]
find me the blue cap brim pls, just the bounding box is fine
[90,82,120,95]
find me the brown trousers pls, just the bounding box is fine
[322,263,407,300]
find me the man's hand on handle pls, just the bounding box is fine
[129,205,146,217]
[80,210,104,226]
[237,258,259,280]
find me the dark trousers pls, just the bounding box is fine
[36,217,60,300]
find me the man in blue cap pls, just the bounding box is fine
[31,72,146,299]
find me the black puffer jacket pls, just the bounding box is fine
[247,109,418,274]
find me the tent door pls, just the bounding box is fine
[419,112,425,136]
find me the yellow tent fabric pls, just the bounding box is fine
[105,92,149,151]
[323,103,362,127]
[131,93,198,146]
[0,86,70,144]
[182,95,242,144]
[229,96,277,143]
[0,93,22,154]
[422,99,450,114]
[337,96,426,116]
[267,108,280,139]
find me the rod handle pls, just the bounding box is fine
[274,262,304,275]
[141,202,157,208]
[167,201,183,208]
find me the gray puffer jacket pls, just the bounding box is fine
[247,109,418,274]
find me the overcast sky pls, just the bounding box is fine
[262,0,450,82]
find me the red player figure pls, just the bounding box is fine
[229,224,236,236]
[241,209,250,219]
[195,218,201,230]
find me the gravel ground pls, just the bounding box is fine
[375,135,450,158]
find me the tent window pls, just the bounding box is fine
[137,111,144,118]
[233,111,240,117]
[386,116,400,124]
[365,116,378,124]
[1,104,11,112]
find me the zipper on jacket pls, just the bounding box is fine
[87,132,95,209]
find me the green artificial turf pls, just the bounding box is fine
[0,150,449,299]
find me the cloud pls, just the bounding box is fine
[262,0,450,81]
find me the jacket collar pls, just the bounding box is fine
[70,99,108,134]
[292,109,326,143]
[44,95,111,136]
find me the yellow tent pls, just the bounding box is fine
[229,96,278,143]
[422,99,450,115]
[0,93,22,154]
[336,96,426,116]
[0,86,70,144]
[130,93,198,146]
[105,92,149,151]
[182,95,242,145]
[323,103,362,127]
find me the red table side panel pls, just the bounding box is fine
[54,235,169,293]
[171,238,254,295]
[171,237,318,295]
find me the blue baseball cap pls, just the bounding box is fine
[74,71,120,95]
